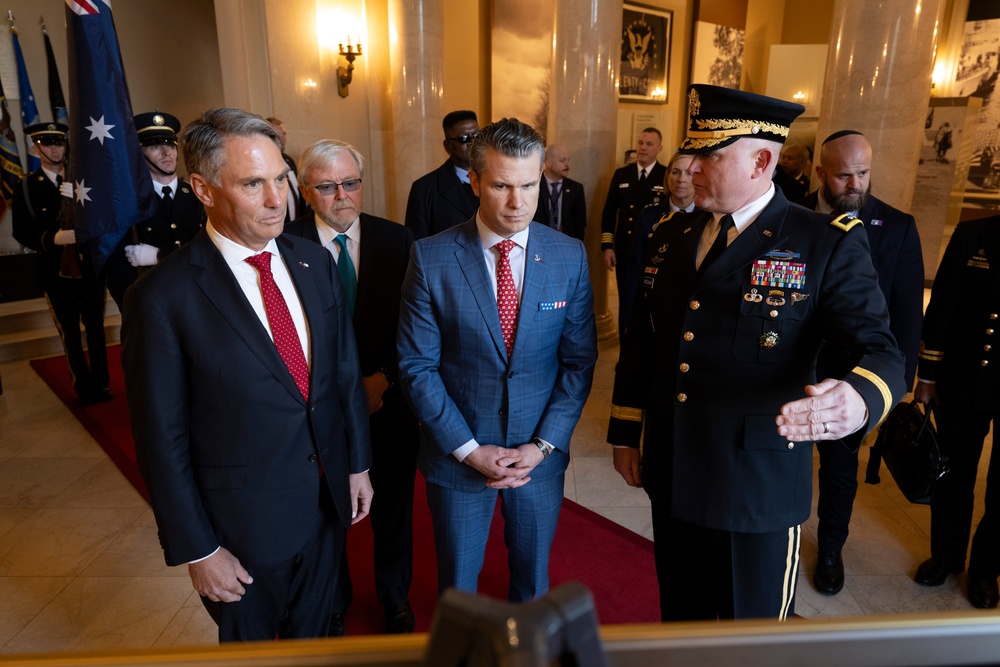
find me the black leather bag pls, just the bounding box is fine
[865,400,949,505]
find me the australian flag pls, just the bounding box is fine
[11,25,41,173]
[65,0,156,276]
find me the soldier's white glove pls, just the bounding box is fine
[125,243,159,267]
[59,181,74,199]
[53,229,76,245]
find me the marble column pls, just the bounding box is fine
[816,0,944,212]
[386,0,445,222]
[548,0,622,342]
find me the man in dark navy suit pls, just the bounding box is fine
[287,139,419,635]
[799,130,924,596]
[534,144,586,240]
[405,110,481,240]
[122,109,372,643]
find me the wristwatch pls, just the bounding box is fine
[532,438,553,458]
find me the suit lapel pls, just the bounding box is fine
[454,221,509,360]
[517,227,547,354]
[191,234,307,405]
[355,214,376,324]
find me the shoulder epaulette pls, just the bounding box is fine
[829,213,863,232]
[652,209,681,233]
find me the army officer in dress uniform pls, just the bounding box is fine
[105,111,206,309]
[607,84,906,622]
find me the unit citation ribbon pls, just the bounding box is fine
[750,260,806,289]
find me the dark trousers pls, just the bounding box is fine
[930,402,1000,579]
[44,278,109,398]
[202,484,346,642]
[651,506,800,621]
[332,406,419,612]
[816,440,860,553]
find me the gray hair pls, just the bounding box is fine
[298,139,365,185]
[180,108,281,186]
[469,118,544,175]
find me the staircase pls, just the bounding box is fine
[0,297,121,363]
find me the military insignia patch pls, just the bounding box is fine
[688,88,701,117]
[766,249,801,260]
[969,253,989,269]
[644,266,658,275]
[759,331,780,349]
[750,260,806,288]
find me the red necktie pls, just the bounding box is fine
[495,239,519,356]
[245,252,310,401]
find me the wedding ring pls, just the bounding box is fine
[823,422,830,434]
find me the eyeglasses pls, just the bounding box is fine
[446,132,479,145]
[311,179,363,195]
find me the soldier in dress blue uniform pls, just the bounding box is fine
[105,111,206,310]
[607,84,906,621]
[914,216,1000,610]
[13,122,112,405]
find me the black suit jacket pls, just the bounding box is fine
[534,176,587,240]
[799,191,924,386]
[404,160,478,240]
[600,161,668,253]
[609,190,906,532]
[285,212,419,431]
[12,170,100,290]
[121,230,372,568]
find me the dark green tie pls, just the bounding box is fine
[333,234,357,315]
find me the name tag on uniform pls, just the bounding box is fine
[619,183,630,189]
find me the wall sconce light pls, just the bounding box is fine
[338,38,363,98]
[793,90,806,102]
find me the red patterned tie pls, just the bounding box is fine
[245,253,310,401]
[495,239,519,356]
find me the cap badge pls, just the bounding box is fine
[47,123,56,131]
[153,114,165,126]
[688,88,701,118]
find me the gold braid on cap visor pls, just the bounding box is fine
[683,118,791,149]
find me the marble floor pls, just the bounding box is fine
[0,320,996,657]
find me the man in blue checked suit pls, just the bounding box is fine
[398,118,598,601]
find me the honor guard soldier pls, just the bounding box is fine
[12,122,112,405]
[607,84,906,622]
[105,111,206,309]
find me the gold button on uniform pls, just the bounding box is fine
[986,345,992,352]
[677,393,688,403]
[770,310,778,318]
[787,443,795,450]
[679,363,690,373]
[988,329,995,336]
[983,360,990,367]
[170,223,177,229]
[991,313,998,320]
[683,331,694,341]
[689,300,700,310]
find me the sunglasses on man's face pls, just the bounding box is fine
[446,132,479,145]
[311,179,363,195]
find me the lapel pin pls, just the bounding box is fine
[298,261,309,268]
[534,254,541,262]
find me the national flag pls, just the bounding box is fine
[11,23,41,173]
[0,75,25,219]
[42,20,69,125]
[65,0,155,276]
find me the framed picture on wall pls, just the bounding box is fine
[620,3,672,103]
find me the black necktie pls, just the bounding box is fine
[549,181,561,231]
[700,215,734,273]
[160,185,173,215]
[639,168,647,183]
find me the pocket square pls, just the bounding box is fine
[539,301,568,311]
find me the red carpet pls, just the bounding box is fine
[31,347,659,632]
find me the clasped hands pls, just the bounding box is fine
[124,243,159,267]
[464,443,545,489]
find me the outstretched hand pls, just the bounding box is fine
[775,378,869,442]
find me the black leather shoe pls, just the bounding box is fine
[914,558,964,586]
[329,612,346,637]
[968,577,1000,609]
[814,550,845,595]
[385,602,415,634]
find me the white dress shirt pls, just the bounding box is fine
[695,183,776,269]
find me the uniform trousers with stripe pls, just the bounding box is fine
[651,508,800,621]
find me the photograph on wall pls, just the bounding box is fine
[956,0,1000,202]
[690,21,744,89]
[619,3,671,103]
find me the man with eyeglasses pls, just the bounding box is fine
[104,111,206,310]
[405,110,480,240]
[287,140,419,635]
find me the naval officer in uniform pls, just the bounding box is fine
[607,84,906,621]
